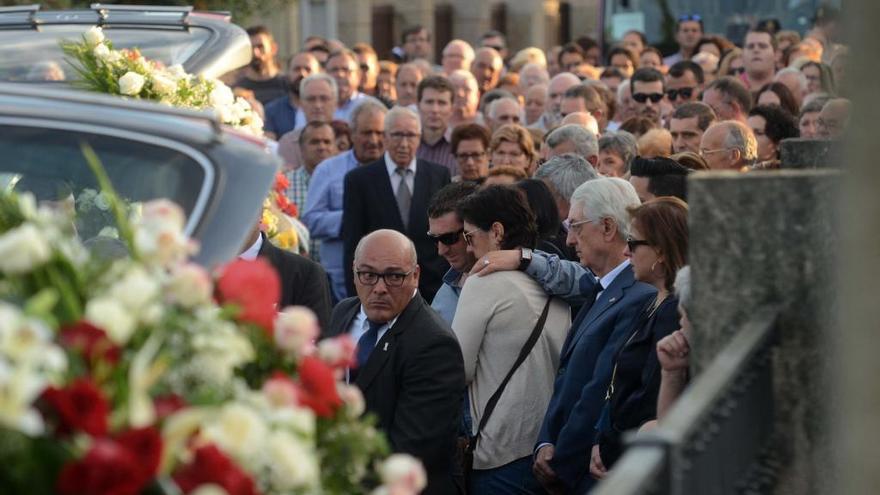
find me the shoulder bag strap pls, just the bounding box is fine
[468,298,553,453]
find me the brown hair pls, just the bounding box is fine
[451,123,491,154]
[628,197,689,290]
[486,165,528,181]
[490,124,537,162]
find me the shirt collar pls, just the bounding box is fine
[356,288,418,329]
[239,233,263,261]
[384,151,417,175]
[598,259,630,290]
[442,267,464,286]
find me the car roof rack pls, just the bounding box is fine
[0,4,40,27]
[0,4,201,28]
[90,4,193,26]
[0,82,224,142]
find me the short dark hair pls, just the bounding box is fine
[600,67,624,80]
[457,185,538,250]
[672,102,717,131]
[451,123,491,154]
[706,76,753,114]
[574,36,599,53]
[640,46,664,61]
[619,116,659,137]
[749,104,800,145]
[746,27,778,51]
[755,82,799,117]
[298,120,333,146]
[607,46,638,69]
[631,67,665,92]
[630,156,691,201]
[402,25,429,44]
[668,60,705,84]
[480,30,506,43]
[428,181,480,219]
[417,75,455,104]
[563,84,603,112]
[515,179,561,239]
[624,30,648,46]
[246,25,273,38]
[558,42,585,66]
[327,49,358,66]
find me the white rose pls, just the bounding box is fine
[274,307,319,357]
[380,454,427,494]
[151,73,177,96]
[84,26,105,46]
[118,71,146,96]
[0,223,51,274]
[200,403,268,461]
[167,263,212,308]
[266,406,315,437]
[336,383,365,417]
[209,83,234,107]
[167,64,187,80]
[93,43,111,60]
[105,51,123,64]
[266,431,320,490]
[190,486,229,495]
[0,317,52,364]
[112,266,160,312]
[85,297,136,344]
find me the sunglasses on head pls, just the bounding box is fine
[678,14,702,22]
[633,92,664,104]
[427,229,463,246]
[666,87,695,100]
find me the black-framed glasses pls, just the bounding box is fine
[666,87,695,101]
[626,237,651,252]
[427,229,463,246]
[455,151,486,162]
[633,92,664,104]
[463,228,481,247]
[355,270,414,287]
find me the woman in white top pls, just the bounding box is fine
[452,185,570,493]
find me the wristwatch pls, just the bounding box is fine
[518,247,533,271]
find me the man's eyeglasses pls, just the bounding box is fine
[463,228,480,247]
[666,87,695,101]
[699,147,730,157]
[356,270,414,287]
[563,218,593,233]
[626,237,651,252]
[427,229,463,246]
[632,92,664,104]
[388,132,420,141]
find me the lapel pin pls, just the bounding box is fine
[609,297,617,303]
[383,342,389,351]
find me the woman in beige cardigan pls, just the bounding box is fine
[452,185,570,493]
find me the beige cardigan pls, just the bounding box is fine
[451,270,570,469]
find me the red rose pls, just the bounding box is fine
[216,258,280,332]
[154,394,187,420]
[59,321,121,366]
[39,379,109,437]
[274,173,289,193]
[296,356,343,418]
[116,427,162,483]
[57,437,144,495]
[173,444,258,495]
[275,193,291,212]
[282,201,298,218]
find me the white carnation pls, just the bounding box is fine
[274,306,319,357]
[84,26,105,46]
[151,73,177,96]
[0,223,51,275]
[209,83,235,107]
[201,403,268,461]
[85,297,136,344]
[93,43,111,60]
[167,64,187,80]
[113,266,160,312]
[266,431,320,490]
[118,71,146,96]
[166,263,212,308]
[380,454,427,494]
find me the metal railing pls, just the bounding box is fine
[593,308,779,495]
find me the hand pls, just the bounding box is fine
[589,444,607,480]
[469,249,522,277]
[532,444,558,486]
[656,330,690,372]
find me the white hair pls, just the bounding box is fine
[534,153,599,202]
[774,67,809,92]
[675,266,691,313]
[351,100,388,131]
[385,105,421,134]
[718,121,758,162]
[487,96,522,119]
[546,124,599,160]
[570,177,641,240]
[300,73,338,100]
[443,39,475,62]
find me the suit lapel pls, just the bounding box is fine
[327,299,361,339]
[355,294,423,391]
[560,266,636,362]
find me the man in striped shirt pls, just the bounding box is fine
[416,75,458,176]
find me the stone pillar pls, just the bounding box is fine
[394,0,435,57]
[568,0,602,42]
[451,0,490,44]
[778,138,838,169]
[337,0,372,46]
[688,169,839,495]
[505,0,560,51]
[836,1,880,494]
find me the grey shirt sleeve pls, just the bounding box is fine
[524,250,593,305]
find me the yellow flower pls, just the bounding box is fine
[274,229,298,250]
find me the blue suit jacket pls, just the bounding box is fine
[537,265,655,492]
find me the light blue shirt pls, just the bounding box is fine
[430,268,464,324]
[302,149,361,301]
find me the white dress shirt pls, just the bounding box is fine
[239,234,263,260]
[596,259,631,301]
[384,151,417,195]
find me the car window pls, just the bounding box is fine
[0,26,211,82]
[0,124,209,243]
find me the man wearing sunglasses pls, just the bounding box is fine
[630,67,666,125]
[666,61,704,109]
[664,14,704,67]
[426,182,479,324]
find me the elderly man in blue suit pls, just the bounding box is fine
[473,177,655,493]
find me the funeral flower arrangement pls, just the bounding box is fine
[60,26,264,137]
[262,173,308,254]
[0,164,426,494]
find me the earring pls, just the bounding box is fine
[651,261,658,272]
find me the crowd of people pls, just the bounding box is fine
[225,5,848,494]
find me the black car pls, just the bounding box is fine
[0,82,279,268]
[0,4,251,82]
